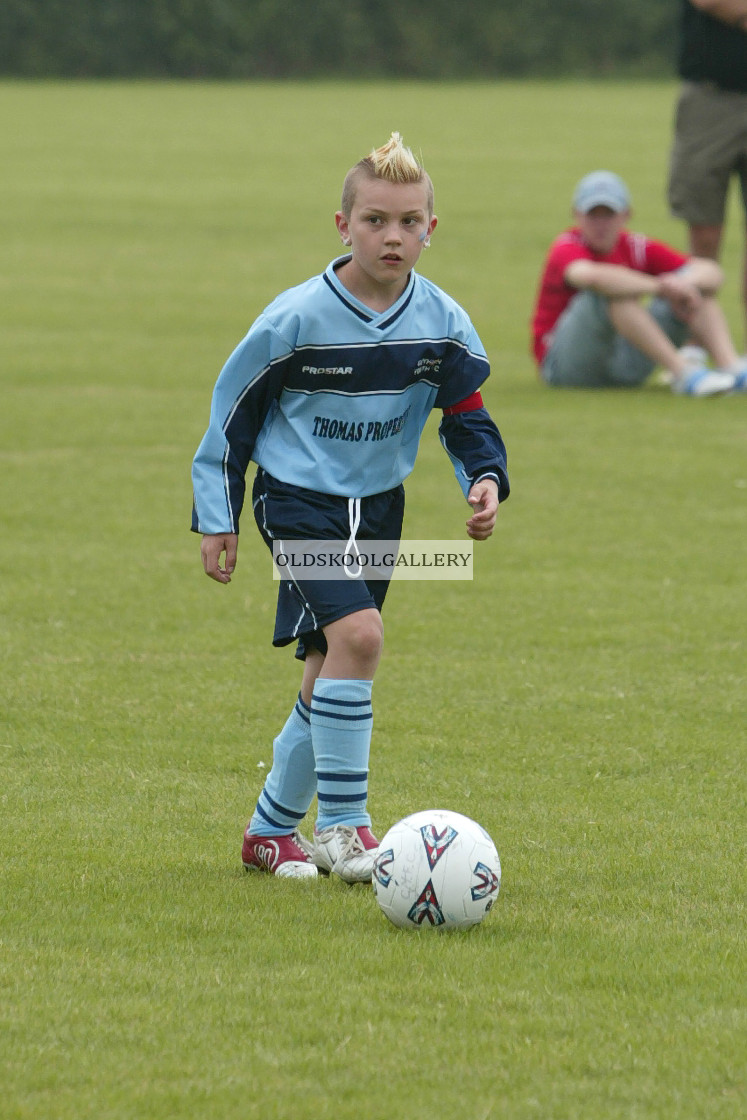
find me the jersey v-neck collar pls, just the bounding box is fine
[323,255,416,330]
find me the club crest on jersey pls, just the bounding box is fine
[407,879,445,926]
[420,823,458,870]
[470,861,500,901]
[372,847,394,888]
[413,357,442,378]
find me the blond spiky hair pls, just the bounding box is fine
[341,131,434,217]
[367,131,423,181]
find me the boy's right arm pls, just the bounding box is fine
[201,533,238,584]
[191,312,291,537]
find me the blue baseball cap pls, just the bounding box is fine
[572,170,631,213]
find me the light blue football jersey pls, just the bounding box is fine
[192,257,508,534]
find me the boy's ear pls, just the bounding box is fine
[335,211,351,244]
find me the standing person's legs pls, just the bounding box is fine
[669,81,747,348]
[668,83,736,236]
[688,223,723,261]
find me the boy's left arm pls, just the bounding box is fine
[438,398,509,537]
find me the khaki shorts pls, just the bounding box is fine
[668,82,747,226]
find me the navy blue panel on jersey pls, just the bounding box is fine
[280,338,483,397]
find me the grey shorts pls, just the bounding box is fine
[668,81,747,226]
[541,290,688,389]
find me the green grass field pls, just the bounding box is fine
[1,80,745,1120]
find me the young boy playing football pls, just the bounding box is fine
[191,133,509,882]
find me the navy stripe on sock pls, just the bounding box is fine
[313,696,371,708]
[255,802,292,830]
[294,700,311,725]
[316,770,369,782]
[317,791,369,803]
[261,791,306,821]
[310,708,372,722]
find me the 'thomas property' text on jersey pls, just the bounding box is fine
[192,256,509,535]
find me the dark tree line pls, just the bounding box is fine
[0,1,679,79]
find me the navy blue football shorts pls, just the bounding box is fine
[252,468,405,660]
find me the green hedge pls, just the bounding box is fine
[0,0,679,79]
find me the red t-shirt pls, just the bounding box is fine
[530,228,689,364]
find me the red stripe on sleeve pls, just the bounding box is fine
[442,390,484,416]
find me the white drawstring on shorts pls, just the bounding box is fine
[343,497,363,579]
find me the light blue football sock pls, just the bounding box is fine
[311,678,373,831]
[248,693,316,836]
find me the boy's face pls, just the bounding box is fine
[575,205,629,254]
[335,178,437,301]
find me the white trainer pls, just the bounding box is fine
[313,824,379,883]
[671,367,736,397]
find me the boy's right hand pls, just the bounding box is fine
[201,533,238,583]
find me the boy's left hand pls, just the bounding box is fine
[466,479,500,540]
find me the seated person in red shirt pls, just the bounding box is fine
[530,170,747,395]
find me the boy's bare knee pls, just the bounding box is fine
[346,611,384,660]
[325,610,383,663]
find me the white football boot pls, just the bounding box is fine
[313,824,379,883]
